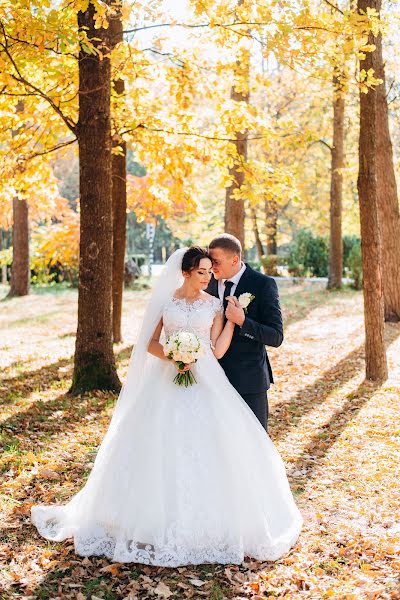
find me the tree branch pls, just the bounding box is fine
[0,22,78,134]
[24,137,77,160]
[121,123,269,142]
[308,139,333,152]
[322,0,345,15]
[5,33,78,60]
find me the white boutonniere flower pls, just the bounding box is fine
[238,292,255,312]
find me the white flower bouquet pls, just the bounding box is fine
[163,331,205,387]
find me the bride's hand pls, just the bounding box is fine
[173,361,192,374]
[225,296,245,326]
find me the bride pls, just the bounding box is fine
[31,246,302,567]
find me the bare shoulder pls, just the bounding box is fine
[201,291,219,303]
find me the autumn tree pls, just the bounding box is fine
[327,73,345,289]
[71,1,121,393]
[110,4,127,344]
[8,100,29,298]
[373,0,400,322]
[357,0,387,380]
[9,198,29,297]
[225,45,250,250]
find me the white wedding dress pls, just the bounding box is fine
[31,250,302,567]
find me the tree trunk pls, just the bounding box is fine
[110,9,127,344]
[8,101,29,298]
[265,199,278,254]
[225,46,249,250]
[250,207,264,260]
[327,74,345,290]
[8,198,29,297]
[112,135,127,343]
[357,0,387,381]
[225,122,247,248]
[71,1,120,394]
[374,1,400,321]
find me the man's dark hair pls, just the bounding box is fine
[209,234,242,257]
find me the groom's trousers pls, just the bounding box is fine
[241,392,269,432]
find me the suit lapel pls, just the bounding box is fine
[233,264,251,300]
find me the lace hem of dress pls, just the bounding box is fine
[31,509,302,567]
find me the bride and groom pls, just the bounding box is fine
[31,234,302,566]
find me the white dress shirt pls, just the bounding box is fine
[217,262,247,301]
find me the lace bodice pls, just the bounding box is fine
[163,295,222,344]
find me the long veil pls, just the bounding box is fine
[94,248,187,462]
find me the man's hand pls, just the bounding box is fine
[225,296,245,327]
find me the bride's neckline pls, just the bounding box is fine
[171,293,214,306]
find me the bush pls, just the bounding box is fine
[343,235,361,274]
[288,229,329,278]
[0,248,12,269]
[245,259,262,272]
[261,254,279,276]
[348,241,363,290]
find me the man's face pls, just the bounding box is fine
[209,247,240,280]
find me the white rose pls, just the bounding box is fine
[238,292,253,309]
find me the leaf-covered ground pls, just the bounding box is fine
[1,282,399,600]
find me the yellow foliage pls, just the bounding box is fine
[32,205,80,271]
[0,0,391,246]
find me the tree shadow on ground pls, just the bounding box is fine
[270,322,400,444]
[278,281,358,328]
[290,377,382,483]
[0,346,133,408]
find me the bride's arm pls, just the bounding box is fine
[147,319,169,360]
[148,319,190,373]
[211,305,235,359]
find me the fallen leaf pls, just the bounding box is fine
[154,581,173,597]
[38,468,60,480]
[189,578,205,587]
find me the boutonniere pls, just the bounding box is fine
[238,292,255,313]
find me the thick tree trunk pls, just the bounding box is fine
[327,74,345,290]
[8,198,29,297]
[225,44,249,250]
[357,0,387,381]
[71,1,120,394]
[250,207,264,260]
[110,10,127,344]
[265,199,278,254]
[374,2,400,321]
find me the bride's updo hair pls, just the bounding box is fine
[181,246,212,273]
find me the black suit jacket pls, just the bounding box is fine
[206,265,283,395]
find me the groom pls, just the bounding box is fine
[206,234,283,431]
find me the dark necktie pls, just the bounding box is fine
[223,280,234,317]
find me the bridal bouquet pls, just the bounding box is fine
[163,331,205,387]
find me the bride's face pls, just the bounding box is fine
[185,257,213,289]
